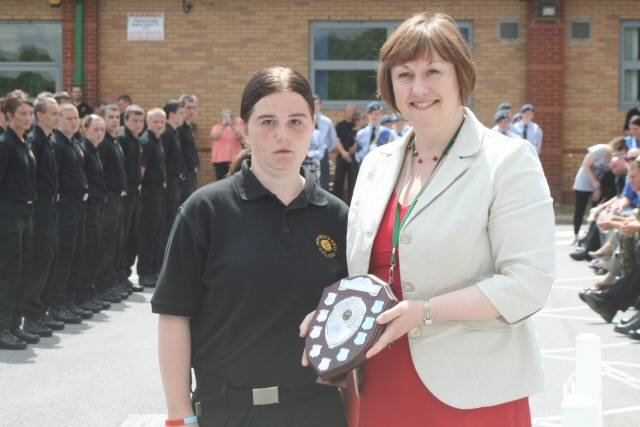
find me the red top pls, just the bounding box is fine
[349,191,531,427]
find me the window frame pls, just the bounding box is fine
[498,20,520,44]
[0,20,63,95]
[309,20,474,110]
[570,19,592,43]
[620,21,640,108]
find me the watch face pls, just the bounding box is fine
[325,296,366,349]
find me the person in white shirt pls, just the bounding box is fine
[513,103,543,154]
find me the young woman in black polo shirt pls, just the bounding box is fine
[152,68,348,427]
[0,90,37,350]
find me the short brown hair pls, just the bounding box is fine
[2,90,33,120]
[124,104,145,121]
[377,11,476,110]
[609,136,629,153]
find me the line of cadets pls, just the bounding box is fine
[0,89,200,350]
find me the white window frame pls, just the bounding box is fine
[0,21,63,94]
[620,21,640,108]
[310,20,474,109]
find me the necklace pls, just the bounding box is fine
[410,139,451,164]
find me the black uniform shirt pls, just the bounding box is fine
[53,129,88,198]
[117,127,143,193]
[28,125,58,198]
[98,132,127,195]
[335,119,357,150]
[178,123,200,172]
[82,139,107,203]
[74,102,93,119]
[140,130,167,190]
[0,127,37,203]
[160,124,185,178]
[151,160,348,388]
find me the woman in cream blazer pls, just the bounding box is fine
[343,11,555,427]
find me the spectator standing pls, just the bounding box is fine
[210,109,243,180]
[491,110,519,137]
[178,95,200,202]
[513,103,543,154]
[333,102,358,203]
[70,86,93,118]
[117,94,132,127]
[314,95,337,191]
[625,115,640,149]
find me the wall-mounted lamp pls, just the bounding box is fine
[535,0,559,21]
[183,0,193,13]
[47,0,62,6]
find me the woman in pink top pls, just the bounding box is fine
[210,109,243,180]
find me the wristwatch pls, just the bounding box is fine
[422,299,433,325]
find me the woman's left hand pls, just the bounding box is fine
[365,300,424,359]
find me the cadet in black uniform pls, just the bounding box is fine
[44,103,90,324]
[96,104,129,303]
[152,67,348,427]
[21,96,64,337]
[178,95,200,203]
[0,91,37,350]
[138,109,168,288]
[76,115,108,313]
[117,105,145,294]
[160,100,185,256]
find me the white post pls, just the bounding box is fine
[561,333,602,427]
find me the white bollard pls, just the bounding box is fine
[560,333,602,427]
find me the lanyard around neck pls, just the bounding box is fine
[388,118,465,285]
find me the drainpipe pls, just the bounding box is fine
[74,0,84,85]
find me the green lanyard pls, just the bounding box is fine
[389,118,465,285]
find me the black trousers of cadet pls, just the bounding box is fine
[162,176,182,255]
[76,199,104,303]
[0,202,33,328]
[137,187,165,278]
[119,192,139,282]
[181,169,198,204]
[332,156,358,205]
[20,195,57,319]
[95,193,123,293]
[44,199,86,308]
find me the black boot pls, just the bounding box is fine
[50,307,82,324]
[23,317,53,338]
[66,303,93,319]
[0,327,27,350]
[42,311,66,330]
[11,323,40,344]
[78,300,102,314]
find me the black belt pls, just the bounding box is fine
[193,370,334,415]
[37,192,59,203]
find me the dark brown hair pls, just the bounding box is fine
[2,90,33,120]
[609,136,629,153]
[629,115,640,128]
[377,11,476,110]
[240,67,314,122]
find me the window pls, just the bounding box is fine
[570,20,591,42]
[621,22,640,108]
[310,21,474,108]
[499,21,519,42]
[0,21,62,97]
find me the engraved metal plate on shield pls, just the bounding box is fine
[324,292,337,305]
[338,277,382,296]
[317,309,329,322]
[325,296,367,349]
[371,300,384,314]
[362,317,375,331]
[336,348,350,362]
[309,344,322,358]
[354,332,367,346]
[310,326,322,339]
[319,358,331,371]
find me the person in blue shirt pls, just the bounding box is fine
[625,116,640,150]
[304,95,337,186]
[513,104,543,155]
[355,102,396,163]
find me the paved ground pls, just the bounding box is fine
[1,224,639,426]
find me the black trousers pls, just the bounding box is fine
[319,149,330,191]
[332,156,358,204]
[0,202,33,328]
[181,169,198,204]
[605,264,640,311]
[95,193,123,292]
[163,176,182,255]
[119,192,139,282]
[21,196,57,319]
[44,199,85,308]
[192,371,347,427]
[77,200,104,302]
[213,162,230,181]
[138,187,165,277]
[573,190,593,236]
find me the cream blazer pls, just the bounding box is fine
[347,108,556,409]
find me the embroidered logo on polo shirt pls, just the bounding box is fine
[316,234,337,258]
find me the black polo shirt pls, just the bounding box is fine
[140,130,167,190]
[54,129,88,200]
[0,127,37,203]
[160,124,185,179]
[335,119,357,150]
[98,132,127,196]
[28,125,58,198]
[82,139,107,203]
[178,123,200,173]
[117,127,143,194]
[151,160,348,389]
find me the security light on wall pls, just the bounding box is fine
[535,0,559,21]
[47,0,62,6]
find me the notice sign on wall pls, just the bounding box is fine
[127,12,164,41]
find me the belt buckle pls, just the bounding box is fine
[82,193,89,202]
[252,386,279,406]
[56,194,60,202]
